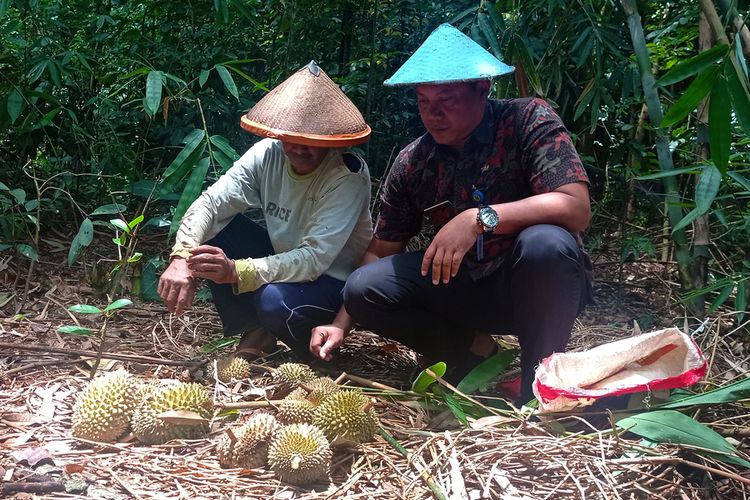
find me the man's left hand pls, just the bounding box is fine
[187,245,237,284]
[421,208,478,284]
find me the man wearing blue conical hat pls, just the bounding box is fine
[310,25,592,404]
[158,61,373,361]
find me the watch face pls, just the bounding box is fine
[479,208,499,228]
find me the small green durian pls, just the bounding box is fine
[277,390,317,425]
[312,390,378,445]
[268,423,331,486]
[215,356,251,382]
[216,412,278,469]
[272,363,316,391]
[131,382,211,445]
[71,370,141,442]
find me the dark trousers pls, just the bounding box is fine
[343,224,591,403]
[206,215,345,360]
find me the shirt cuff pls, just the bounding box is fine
[170,244,192,260]
[233,259,259,294]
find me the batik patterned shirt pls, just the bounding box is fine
[375,97,589,279]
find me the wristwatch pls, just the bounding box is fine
[476,206,499,233]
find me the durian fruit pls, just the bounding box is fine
[268,423,331,486]
[272,363,316,391]
[215,356,251,382]
[313,390,378,445]
[72,370,141,442]
[131,382,211,445]
[303,377,342,405]
[277,389,317,425]
[216,412,278,469]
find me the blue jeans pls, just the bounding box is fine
[205,215,344,360]
[343,224,592,403]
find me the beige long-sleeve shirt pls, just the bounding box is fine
[172,138,372,293]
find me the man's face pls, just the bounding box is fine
[416,82,489,150]
[282,142,329,175]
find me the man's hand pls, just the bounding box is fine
[310,325,345,361]
[421,208,478,285]
[186,245,238,284]
[158,257,197,316]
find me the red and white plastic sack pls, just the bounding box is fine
[532,327,706,412]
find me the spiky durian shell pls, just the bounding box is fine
[215,356,251,382]
[131,382,211,445]
[71,370,141,442]
[304,377,342,405]
[268,423,331,486]
[216,412,278,469]
[277,393,317,425]
[272,363,316,391]
[313,390,378,445]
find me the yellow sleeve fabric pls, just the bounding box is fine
[233,259,259,294]
[170,243,192,260]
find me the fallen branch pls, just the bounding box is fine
[378,426,447,500]
[0,481,65,495]
[2,357,96,377]
[0,342,205,368]
[610,456,750,486]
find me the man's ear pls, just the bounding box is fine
[475,79,492,98]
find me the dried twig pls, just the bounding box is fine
[0,342,205,367]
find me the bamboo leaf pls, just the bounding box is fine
[215,65,239,101]
[161,129,206,185]
[656,44,728,86]
[103,298,133,312]
[27,60,47,83]
[478,11,502,58]
[412,361,447,394]
[695,164,721,213]
[708,283,735,315]
[737,281,747,323]
[68,218,94,266]
[91,203,126,216]
[16,244,38,261]
[708,77,731,174]
[661,66,720,128]
[725,59,750,137]
[169,157,210,237]
[7,87,24,123]
[635,165,701,180]
[199,69,210,87]
[457,349,519,395]
[68,304,103,314]
[144,70,163,117]
[728,171,750,193]
[616,410,750,468]
[209,135,240,161]
[656,377,750,409]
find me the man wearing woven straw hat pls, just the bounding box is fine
[158,61,373,360]
[310,25,592,403]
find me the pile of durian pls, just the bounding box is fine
[71,362,380,487]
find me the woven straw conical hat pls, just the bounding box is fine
[241,61,371,147]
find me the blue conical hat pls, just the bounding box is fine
[384,24,514,87]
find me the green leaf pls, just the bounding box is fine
[708,283,735,315]
[0,244,12,252]
[725,59,750,137]
[144,70,163,117]
[57,325,96,335]
[31,108,60,129]
[215,65,239,100]
[656,44,729,87]
[661,65,720,128]
[110,218,130,234]
[737,281,747,323]
[161,129,206,185]
[127,252,143,263]
[616,410,750,468]
[9,188,26,204]
[104,298,133,312]
[127,214,144,230]
[709,77,731,174]
[635,165,701,180]
[140,256,165,301]
[695,164,722,213]
[16,244,38,261]
[441,388,469,426]
[199,69,210,87]
[655,377,750,409]
[457,349,519,395]
[169,157,210,237]
[477,11,502,59]
[0,0,11,18]
[411,361,447,394]
[728,171,750,193]
[209,135,240,161]
[7,87,24,123]
[199,336,238,354]
[68,218,94,266]
[68,304,103,314]
[27,60,47,83]
[221,64,268,91]
[91,203,126,216]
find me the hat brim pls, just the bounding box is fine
[240,115,371,147]
[383,74,513,87]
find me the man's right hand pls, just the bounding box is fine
[310,325,346,361]
[158,257,197,316]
